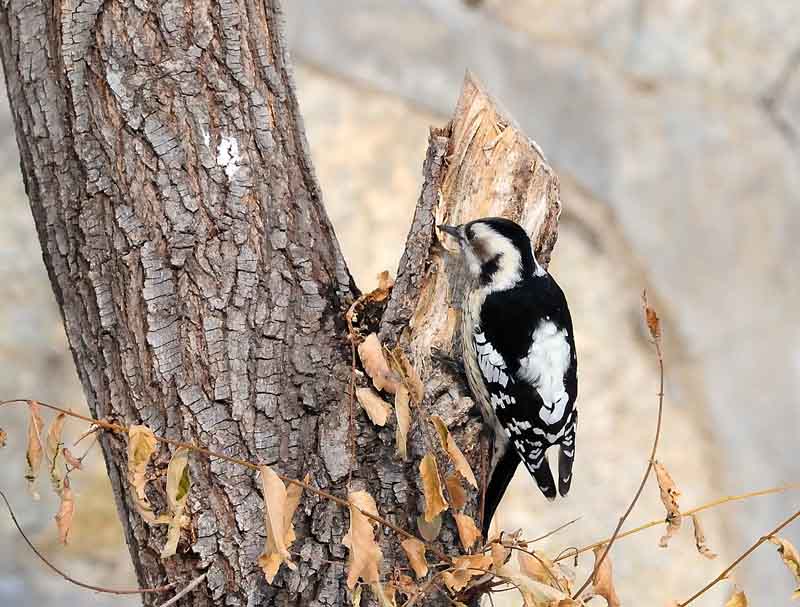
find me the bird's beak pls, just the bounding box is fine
[437,224,461,239]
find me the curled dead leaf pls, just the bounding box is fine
[441,554,493,592]
[356,387,392,427]
[725,588,748,607]
[62,447,82,470]
[518,550,570,593]
[54,477,75,544]
[430,415,478,488]
[417,514,442,542]
[691,514,717,560]
[343,490,384,589]
[490,542,510,570]
[653,460,682,548]
[395,386,411,459]
[401,538,429,579]
[495,564,568,606]
[768,536,800,600]
[284,474,308,546]
[358,333,401,394]
[258,464,294,582]
[419,454,448,522]
[445,473,467,511]
[0,428,7,448]
[45,412,67,497]
[395,573,418,599]
[642,290,661,341]
[160,447,191,558]
[589,546,621,607]
[454,513,481,551]
[25,401,44,499]
[126,425,159,523]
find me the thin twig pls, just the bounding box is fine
[572,293,665,598]
[0,488,174,595]
[0,398,447,562]
[157,572,208,607]
[527,517,581,544]
[678,508,800,606]
[555,484,800,562]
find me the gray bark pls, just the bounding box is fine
[0,0,560,603]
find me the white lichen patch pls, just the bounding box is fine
[217,135,241,181]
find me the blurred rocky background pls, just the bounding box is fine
[1,1,798,605]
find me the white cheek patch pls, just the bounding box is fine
[468,223,523,291]
[517,320,571,425]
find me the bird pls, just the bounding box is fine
[438,217,578,537]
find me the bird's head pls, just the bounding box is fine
[438,217,542,290]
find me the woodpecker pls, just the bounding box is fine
[438,217,578,535]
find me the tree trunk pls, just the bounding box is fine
[0,0,560,603]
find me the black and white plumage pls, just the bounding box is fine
[438,217,578,535]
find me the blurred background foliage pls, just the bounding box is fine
[1,1,798,605]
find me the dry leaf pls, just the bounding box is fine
[45,412,67,497]
[258,464,295,582]
[25,401,45,499]
[642,290,661,341]
[417,514,442,542]
[441,554,493,592]
[401,538,429,578]
[445,473,467,511]
[589,546,621,607]
[419,454,448,521]
[430,416,478,488]
[351,585,362,607]
[0,428,7,448]
[768,536,800,599]
[54,477,75,544]
[62,448,83,470]
[395,573,418,599]
[491,542,511,569]
[356,387,392,427]
[495,564,567,606]
[358,333,401,394]
[389,346,424,404]
[371,582,397,607]
[691,514,717,560]
[127,425,160,523]
[654,460,682,548]
[374,271,394,301]
[284,474,308,546]
[343,490,384,589]
[160,447,191,558]
[518,550,569,592]
[395,386,411,459]
[725,588,748,607]
[454,513,481,551]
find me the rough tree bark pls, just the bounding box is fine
[0,0,560,603]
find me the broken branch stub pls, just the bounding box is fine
[379,72,562,539]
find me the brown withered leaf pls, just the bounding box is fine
[491,542,510,569]
[589,546,621,607]
[419,454,448,522]
[283,474,309,546]
[358,333,401,394]
[356,387,392,427]
[54,477,75,545]
[45,412,67,497]
[62,448,82,470]
[395,386,411,459]
[496,564,567,606]
[343,490,384,589]
[416,514,442,542]
[258,464,294,582]
[160,447,191,558]
[25,401,45,499]
[445,473,467,511]
[642,290,661,341]
[395,573,418,599]
[654,460,682,548]
[389,346,424,404]
[725,588,748,607]
[441,554,493,592]
[127,425,160,523]
[454,513,481,551]
[401,538,429,578]
[371,582,397,607]
[518,550,569,593]
[430,416,478,488]
[768,536,800,599]
[691,514,717,560]
[0,428,7,448]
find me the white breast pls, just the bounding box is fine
[517,320,571,425]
